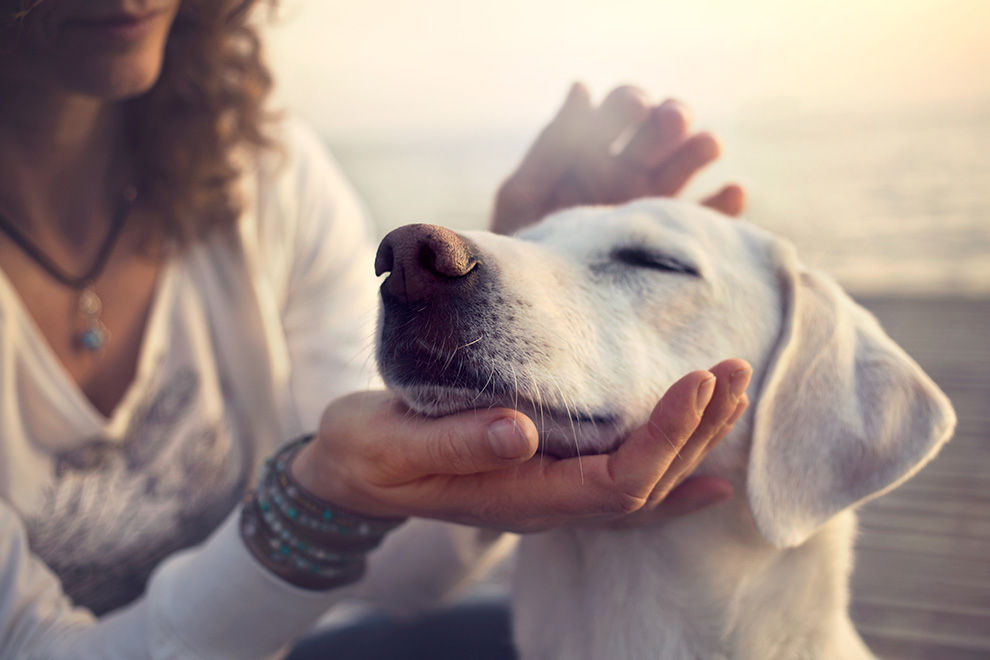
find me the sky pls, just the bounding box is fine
[265,0,990,139]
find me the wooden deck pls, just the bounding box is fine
[849,296,990,659]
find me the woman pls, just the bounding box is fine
[0,0,750,657]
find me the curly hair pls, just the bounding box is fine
[2,0,277,245]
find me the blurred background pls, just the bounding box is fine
[266,1,989,657]
[266,0,990,296]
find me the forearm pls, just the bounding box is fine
[351,520,517,618]
[1,500,348,660]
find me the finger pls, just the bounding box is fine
[650,475,735,518]
[415,449,651,529]
[644,359,750,500]
[648,131,721,197]
[370,403,540,480]
[510,81,593,193]
[617,99,691,168]
[594,85,650,149]
[701,183,747,217]
[682,359,751,454]
[710,395,749,445]
[608,476,734,528]
[603,369,716,501]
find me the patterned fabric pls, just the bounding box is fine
[23,367,251,614]
[0,119,411,658]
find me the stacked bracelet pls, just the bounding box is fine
[239,435,406,590]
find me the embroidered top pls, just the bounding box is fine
[0,119,386,657]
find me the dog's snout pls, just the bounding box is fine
[376,223,480,303]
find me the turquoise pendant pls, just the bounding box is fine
[79,325,108,351]
[76,288,109,354]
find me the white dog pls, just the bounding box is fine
[374,198,956,660]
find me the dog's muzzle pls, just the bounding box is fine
[375,224,497,391]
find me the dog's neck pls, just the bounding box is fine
[511,503,873,660]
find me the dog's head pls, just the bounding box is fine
[375,198,955,547]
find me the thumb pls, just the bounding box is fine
[405,409,539,477]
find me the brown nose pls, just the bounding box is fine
[375,224,480,304]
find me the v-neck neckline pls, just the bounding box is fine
[0,256,177,441]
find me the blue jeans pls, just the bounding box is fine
[286,600,517,660]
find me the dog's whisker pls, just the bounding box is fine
[549,376,584,483]
[453,353,465,387]
[472,359,497,404]
[606,417,625,452]
[509,364,520,415]
[534,384,548,465]
[439,322,461,372]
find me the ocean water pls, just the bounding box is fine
[327,106,990,296]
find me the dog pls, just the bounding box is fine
[373,198,956,659]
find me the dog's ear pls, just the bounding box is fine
[746,243,956,548]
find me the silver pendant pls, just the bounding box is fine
[76,288,109,354]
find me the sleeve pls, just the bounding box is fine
[0,123,383,660]
[0,498,96,658]
[251,118,383,433]
[345,520,518,617]
[0,499,351,659]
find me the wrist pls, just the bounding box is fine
[290,430,402,518]
[240,436,405,591]
[240,498,366,590]
[290,440,329,499]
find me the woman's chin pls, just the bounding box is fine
[76,60,165,101]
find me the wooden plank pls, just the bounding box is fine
[860,632,990,660]
[854,530,990,562]
[848,296,990,656]
[852,600,990,645]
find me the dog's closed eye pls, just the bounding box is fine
[611,247,700,277]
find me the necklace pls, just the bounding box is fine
[0,185,137,355]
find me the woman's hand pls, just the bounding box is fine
[491,83,746,235]
[291,359,751,533]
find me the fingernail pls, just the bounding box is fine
[695,374,716,413]
[488,418,530,460]
[730,367,752,398]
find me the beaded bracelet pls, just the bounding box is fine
[239,435,406,590]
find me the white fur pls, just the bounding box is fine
[378,199,956,659]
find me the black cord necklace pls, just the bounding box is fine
[0,185,138,354]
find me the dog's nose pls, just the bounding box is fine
[375,223,480,304]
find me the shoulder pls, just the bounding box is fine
[271,117,355,196]
[238,117,375,303]
[249,116,369,240]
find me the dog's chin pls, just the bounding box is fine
[390,383,626,459]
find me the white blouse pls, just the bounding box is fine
[0,120,501,659]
